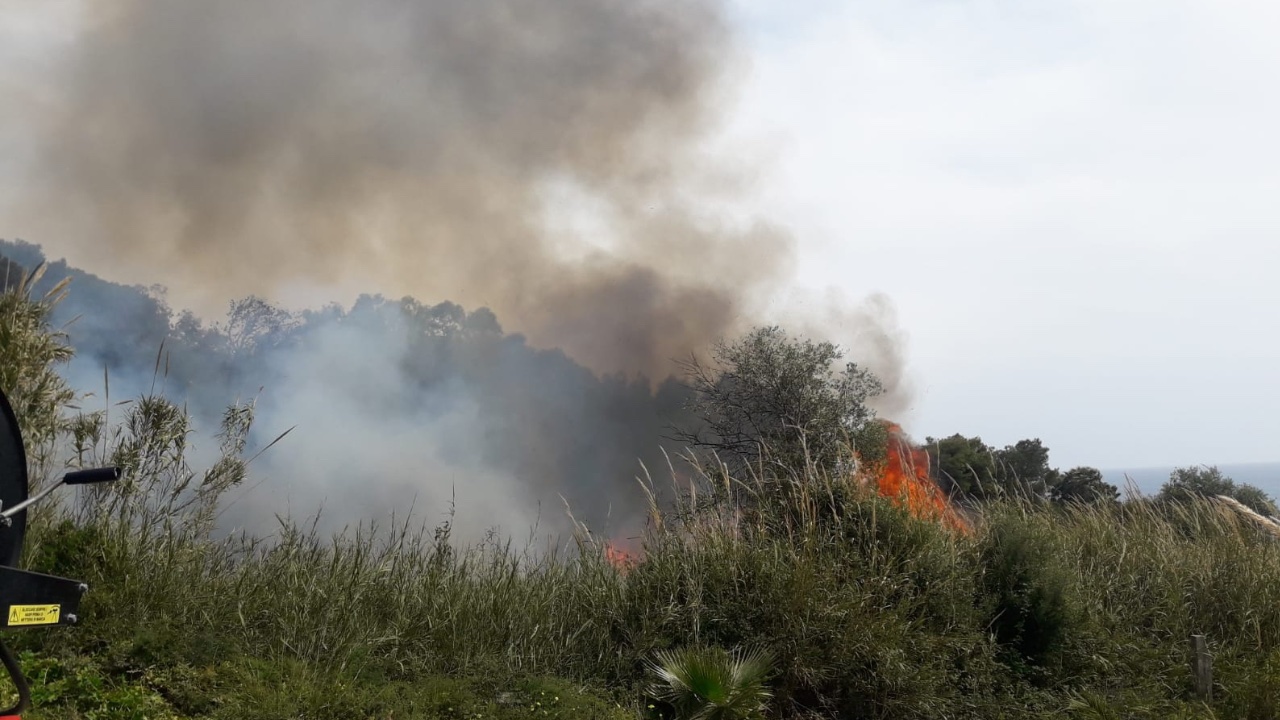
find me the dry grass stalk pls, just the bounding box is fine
[1213,494,1280,539]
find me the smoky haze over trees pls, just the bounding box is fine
[7,240,1276,544]
[0,240,696,540]
[4,0,796,379]
[0,0,914,541]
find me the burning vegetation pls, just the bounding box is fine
[595,327,967,573]
[5,252,1280,717]
[2,0,1278,714]
[604,542,641,573]
[602,421,968,573]
[867,421,970,534]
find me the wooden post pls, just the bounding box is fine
[1190,634,1212,701]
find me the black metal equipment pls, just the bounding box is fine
[0,387,119,717]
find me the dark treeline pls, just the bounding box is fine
[927,430,1279,516]
[0,239,694,541]
[6,237,1269,543]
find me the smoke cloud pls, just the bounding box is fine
[9,0,791,378]
[813,291,914,420]
[0,1,913,542]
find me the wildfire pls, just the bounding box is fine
[600,423,968,572]
[870,422,970,534]
[603,541,640,573]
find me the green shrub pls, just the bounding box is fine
[25,519,106,579]
[211,660,634,720]
[13,652,182,720]
[1217,648,1280,720]
[976,510,1080,678]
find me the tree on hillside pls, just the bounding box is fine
[926,434,997,498]
[1048,467,1118,505]
[927,434,1065,501]
[222,296,301,355]
[1231,483,1278,518]
[1158,465,1278,517]
[1160,465,1234,499]
[672,326,886,475]
[993,439,1060,499]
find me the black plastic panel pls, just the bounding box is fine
[0,387,28,568]
[0,566,85,629]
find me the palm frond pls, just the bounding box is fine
[647,646,775,720]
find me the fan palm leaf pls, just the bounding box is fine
[647,645,775,720]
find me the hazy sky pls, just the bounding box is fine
[2,1,1278,472]
[720,0,1280,469]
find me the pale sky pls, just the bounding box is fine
[721,0,1280,469]
[2,1,1278,472]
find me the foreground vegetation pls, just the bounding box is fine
[3,273,1280,718]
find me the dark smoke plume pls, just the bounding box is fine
[10,0,791,378]
[0,1,913,541]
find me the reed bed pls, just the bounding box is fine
[4,277,1280,718]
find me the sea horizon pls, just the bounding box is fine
[1102,461,1280,501]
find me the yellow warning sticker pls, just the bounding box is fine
[7,604,60,626]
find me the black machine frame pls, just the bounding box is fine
[0,386,119,716]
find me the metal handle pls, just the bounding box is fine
[63,467,120,486]
[0,467,123,523]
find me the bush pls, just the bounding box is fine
[976,510,1079,678]
[1218,648,1280,720]
[672,325,887,476]
[25,519,106,579]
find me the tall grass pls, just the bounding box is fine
[3,278,1280,718]
[0,262,74,484]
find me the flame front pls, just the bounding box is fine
[871,422,970,534]
[604,541,639,573]
[601,422,967,573]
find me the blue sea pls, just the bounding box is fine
[1102,462,1280,501]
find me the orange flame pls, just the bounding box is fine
[604,541,640,573]
[871,421,970,534]
[600,423,968,567]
